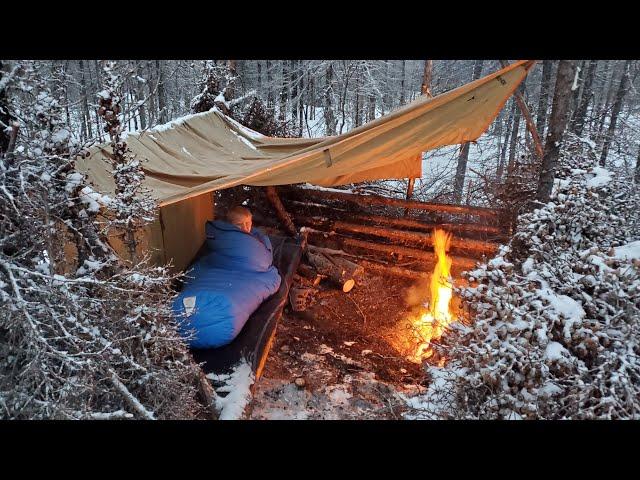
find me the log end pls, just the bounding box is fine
[342,279,355,293]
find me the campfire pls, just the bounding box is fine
[410,229,455,364]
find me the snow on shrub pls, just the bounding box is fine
[408,139,640,419]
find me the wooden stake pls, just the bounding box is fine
[264,185,297,236]
[404,176,416,217]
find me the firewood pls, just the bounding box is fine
[306,250,363,293]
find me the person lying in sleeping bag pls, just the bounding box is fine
[173,206,282,349]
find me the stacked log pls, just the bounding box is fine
[255,185,505,283]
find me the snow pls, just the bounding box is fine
[207,359,255,420]
[65,172,84,192]
[51,128,70,144]
[612,241,640,261]
[585,167,612,188]
[545,341,569,361]
[181,147,193,157]
[400,367,462,420]
[214,107,266,141]
[538,286,586,325]
[300,183,355,194]
[231,130,259,151]
[79,186,112,212]
[521,258,535,275]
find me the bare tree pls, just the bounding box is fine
[600,60,632,166]
[536,60,577,202]
[452,60,484,203]
[536,60,554,137]
[323,62,337,135]
[571,59,598,137]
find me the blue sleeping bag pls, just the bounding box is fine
[173,220,281,349]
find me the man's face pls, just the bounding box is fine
[237,216,252,233]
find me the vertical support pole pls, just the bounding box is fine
[500,60,544,160]
[404,176,416,217]
[264,186,297,237]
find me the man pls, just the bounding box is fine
[225,205,272,253]
[174,205,281,349]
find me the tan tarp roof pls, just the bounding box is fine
[77,60,535,207]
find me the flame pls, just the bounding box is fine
[411,229,454,363]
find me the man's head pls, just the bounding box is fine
[227,206,252,233]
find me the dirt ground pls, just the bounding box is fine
[247,270,467,419]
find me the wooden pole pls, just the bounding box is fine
[500,60,544,159]
[264,186,297,236]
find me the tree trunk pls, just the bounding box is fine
[0,60,16,156]
[536,60,554,137]
[536,60,577,202]
[134,61,147,130]
[298,60,304,137]
[399,60,406,106]
[600,60,632,166]
[257,61,262,95]
[147,61,156,126]
[290,60,297,131]
[498,100,516,181]
[635,143,640,183]
[79,60,93,140]
[354,63,362,128]
[157,60,168,123]
[570,60,585,123]
[421,60,433,97]
[453,60,484,203]
[596,61,620,144]
[590,60,610,132]
[266,59,274,110]
[507,99,522,174]
[225,59,237,102]
[323,63,336,135]
[571,59,598,137]
[279,61,288,122]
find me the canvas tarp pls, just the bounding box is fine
[76,60,535,208]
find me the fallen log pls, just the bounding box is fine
[297,217,498,256]
[286,186,501,219]
[306,250,364,293]
[303,228,480,270]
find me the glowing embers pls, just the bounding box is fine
[410,229,455,364]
